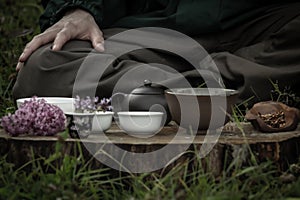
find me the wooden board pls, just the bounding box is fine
[1,122,299,145]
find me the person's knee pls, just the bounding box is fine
[13,44,50,99]
[12,41,83,100]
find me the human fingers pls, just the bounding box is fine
[51,27,73,51]
[17,29,60,71]
[16,62,24,71]
[18,29,59,63]
[91,28,105,52]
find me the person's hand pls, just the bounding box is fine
[16,9,104,71]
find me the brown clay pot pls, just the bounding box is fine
[165,88,239,130]
[245,101,300,133]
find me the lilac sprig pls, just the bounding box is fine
[0,97,66,136]
[74,96,96,112]
[74,96,112,113]
[96,97,113,112]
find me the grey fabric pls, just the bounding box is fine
[13,5,300,106]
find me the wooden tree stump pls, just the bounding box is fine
[0,122,299,176]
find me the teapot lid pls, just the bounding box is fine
[131,80,166,95]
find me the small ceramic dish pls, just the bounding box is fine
[16,97,75,113]
[64,112,95,138]
[65,111,114,134]
[117,111,164,135]
[92,111,114,132]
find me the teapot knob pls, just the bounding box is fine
[144,79,152,86]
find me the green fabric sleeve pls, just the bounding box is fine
[39,0,299,36]
[39,0,103,31]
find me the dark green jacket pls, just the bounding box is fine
[40,0,298,36]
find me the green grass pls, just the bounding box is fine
[0,138,300,200]
[1,1,300,199]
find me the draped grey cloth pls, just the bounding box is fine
[13,4,300,106]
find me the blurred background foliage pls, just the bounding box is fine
[0,0,42,116]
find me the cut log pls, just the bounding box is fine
[0,122,299,176]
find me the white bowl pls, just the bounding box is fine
[64,112,95,138]
[117,111,164,135]
[92,111,114,132]
[16,97,75,113]
[65,111,113,133]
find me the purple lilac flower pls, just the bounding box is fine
[75,95,96,113]
[96,97,113,112]
[0,97,66,136]
[74,96,112,113]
